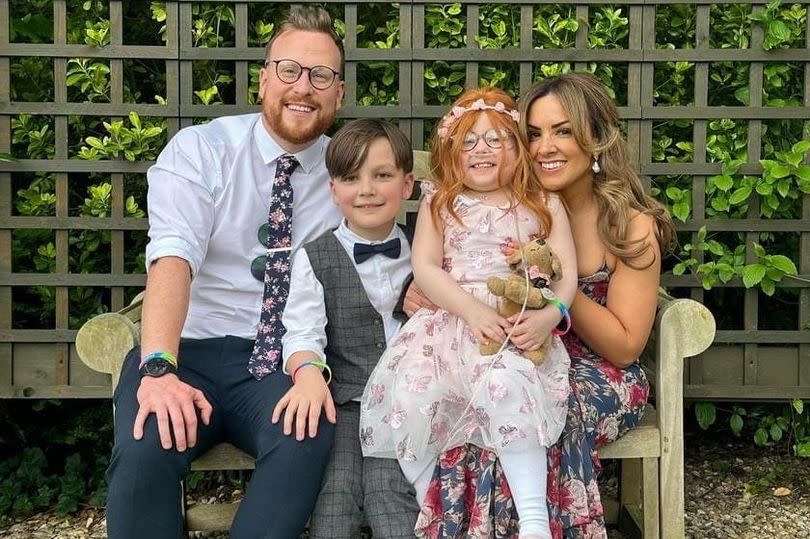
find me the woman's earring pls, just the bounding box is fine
[591,159,601,174]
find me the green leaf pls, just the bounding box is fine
[714,175,734,191]
[792,399,804,414]
[795,441,810,458]
[791,140,810,155]
[795,165,810,182]
[777,178,791,197]
[767,20,792,44]
[760,278,775,296]
[768,255,797,275]
[695,402,716,430]
[665,186,683,200]
[754,428,768,446]
[770,424,783,442]
[771,164,791,179]
[728,186,752,205]
[730,413,744,436]
[742,264,767,288]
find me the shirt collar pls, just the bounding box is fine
[337,219,401,245]
[253,115,327,174]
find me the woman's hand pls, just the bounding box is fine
[403,282,436,317]
[506,306,561,351]
[465,302,510,346]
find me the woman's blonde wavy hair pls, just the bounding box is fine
[518,73,675,267]
[429,87,552,237]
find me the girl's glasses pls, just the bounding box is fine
[459,128,516,152]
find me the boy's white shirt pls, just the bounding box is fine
[281,220,412,374]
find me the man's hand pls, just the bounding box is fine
[403,282,436,317]
[272,368,336,441]
[133,374,212,451]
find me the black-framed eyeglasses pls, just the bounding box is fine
[458,128,516,152]
[265,59,341,90]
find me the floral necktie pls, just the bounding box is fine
[248,154,299,380]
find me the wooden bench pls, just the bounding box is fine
[74,150,716,537]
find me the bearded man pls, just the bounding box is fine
[105,7,345,538]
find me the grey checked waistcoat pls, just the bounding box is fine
[305,232,396,405]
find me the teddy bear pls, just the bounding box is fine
[480,238,563,365]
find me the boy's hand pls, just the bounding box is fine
[272,368,336,441]
[465,302,509,346]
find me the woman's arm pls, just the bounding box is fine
[569,213,661,368]
[412,200,509,345]
[507,194,578,350]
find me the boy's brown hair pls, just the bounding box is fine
[326,119,413,179]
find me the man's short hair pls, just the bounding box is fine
[326,119,414,180]
[265,6,345,75]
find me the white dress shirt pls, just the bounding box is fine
[145,113,342,339]
[281,221,412,373]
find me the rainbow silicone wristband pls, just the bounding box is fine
[292,359,332,385]
[548,299,571,336]
[138,351,178,370]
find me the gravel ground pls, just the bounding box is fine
[2,431,808,539]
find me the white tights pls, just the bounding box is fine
[399,445,550,538]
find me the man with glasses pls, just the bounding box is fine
[105,7,347,538]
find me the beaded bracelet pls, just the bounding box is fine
[138,351,178,370]
[292,359,332,385]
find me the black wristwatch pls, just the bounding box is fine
[139,358,178,378]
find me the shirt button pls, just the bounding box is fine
[376,343,384,349]
[373,319,381,326]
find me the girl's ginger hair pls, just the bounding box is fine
[429,87,552,237]
[518,73,675,267]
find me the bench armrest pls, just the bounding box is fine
[75,293,144,392]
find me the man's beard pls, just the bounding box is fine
[264,100,335,145]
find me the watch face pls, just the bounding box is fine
[140,358,175,377]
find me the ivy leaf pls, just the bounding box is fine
[742,264,767,288]
[769,255,797,275]
[695,402,716,430]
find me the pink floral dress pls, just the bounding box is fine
[414,264,650,539]
[359,186,570,467]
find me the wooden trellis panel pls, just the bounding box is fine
[1,0,809,399]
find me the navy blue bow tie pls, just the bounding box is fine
[353,238,402,264]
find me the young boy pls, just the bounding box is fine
[271,119,419,538]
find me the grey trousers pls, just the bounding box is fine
[309,402,420,539]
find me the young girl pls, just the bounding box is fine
[360,87,577,539]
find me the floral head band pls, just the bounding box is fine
[437,98,521,140]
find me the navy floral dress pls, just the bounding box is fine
[415,265,650,539]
